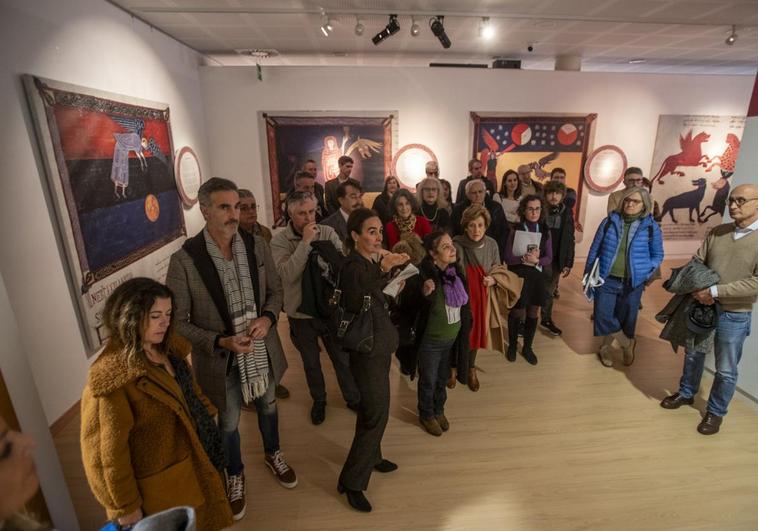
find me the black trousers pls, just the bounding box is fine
[289,317,360,406]
[339,308,397,491]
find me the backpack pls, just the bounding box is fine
[297,240,344,320]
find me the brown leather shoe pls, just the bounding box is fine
[697,412,723,435]
[467,368,480,392]
[420,417,443,436]
[447,367,457,389]
[660,393,694,409]
[436,413,449,432]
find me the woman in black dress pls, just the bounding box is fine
[337,207,409,513]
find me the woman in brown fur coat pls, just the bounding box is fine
[80,278,233,531]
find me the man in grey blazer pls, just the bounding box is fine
[166,178,296,522]
[321,178,363,243]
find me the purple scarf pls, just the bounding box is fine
[441,265,468,308]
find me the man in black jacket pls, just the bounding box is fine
[540,181,575,336]
[455,158,495,204]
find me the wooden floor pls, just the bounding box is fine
[53,260,758,531]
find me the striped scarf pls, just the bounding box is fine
[205,229,270,404]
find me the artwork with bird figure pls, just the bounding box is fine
[264,114,394,224]
[471,112,597,241]
[648,114,745,241]
[24,76,186,353]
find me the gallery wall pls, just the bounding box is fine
[0,0,210,426]
[199,65,754,260]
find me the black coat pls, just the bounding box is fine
[371,193,392,226]
[547,204,576,270]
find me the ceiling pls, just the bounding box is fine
[110,0,758,75]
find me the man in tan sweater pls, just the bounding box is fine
[661,184,758,435]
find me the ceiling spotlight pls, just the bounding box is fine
[628,58,646,64]
[372,14,400,45]
[410,17,420,37]
[479,17,495,40]
[320,14,333,36]
[354,18,364,36]
[725,25,737,45]
[430,16,451,49]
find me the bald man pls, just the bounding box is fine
[661,184,758,435]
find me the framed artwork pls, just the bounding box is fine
[585,145,628,193]
[24,76,186,353]
[264,114,394,223]
[471,113,596,238]
[649,114,745,240]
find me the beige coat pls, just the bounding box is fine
[80,337,233,531]
[488,265,524,353]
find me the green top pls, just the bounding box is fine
[424,285,461,341]
[610,213,642,279]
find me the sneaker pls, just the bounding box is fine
[436,413,450,432]
[226,472,246,521]
[540,320,563,336]
[265,451,298,489]
[420,417,443,436]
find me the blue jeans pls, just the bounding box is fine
[593,276,644,338]
[417,336,456,420]
[219,366,279,475]
[678,310,752,417]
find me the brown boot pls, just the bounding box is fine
[447,367,457,389]
[467,368,480,392]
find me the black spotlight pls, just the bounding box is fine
[430,16,451,49]
[372,14,400,45]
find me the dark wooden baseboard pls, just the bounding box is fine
[50,400,80,437]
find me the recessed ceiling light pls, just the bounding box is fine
[479,17,495,40]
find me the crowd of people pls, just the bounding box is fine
[70,155,757,530]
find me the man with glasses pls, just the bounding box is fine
[239,189,272,244]
[607,167,645,213]
[270,191,360,424]
[661,184,758,435]
[425,160,440,179]
[455,158,495,204]
[517,164,543,197]
[321,178,363,243]
[302,159,327,208]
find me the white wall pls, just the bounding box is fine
[0,0,209,423]
[200,66,753,260]
[0,272,79,530]
[726,75,758,402]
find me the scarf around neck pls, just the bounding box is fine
[394,213,417,234]
[440,264,468,307]
[204,229,270,403]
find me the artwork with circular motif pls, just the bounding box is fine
[175,146,203,207]
[584,145,628,193]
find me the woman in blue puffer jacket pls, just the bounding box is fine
[585,186,664,368]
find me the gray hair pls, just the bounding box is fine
[198,177,238,207]
[286,190,316,211]
[416,177,448,210]
[616,186,652,216]
[465,178,485,195]
[238,189,255,200]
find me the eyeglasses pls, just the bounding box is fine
[426,171,439,176]
[421,188,437,193]
[728,197,758,207]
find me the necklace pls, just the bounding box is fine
[422,202,439,223]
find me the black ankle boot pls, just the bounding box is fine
[522,317,538,365]
[338,483,372,512]
[506,314,520,362]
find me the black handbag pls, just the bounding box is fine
[330,283,375,354]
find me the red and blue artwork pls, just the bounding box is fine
[471,113,596,235]
[32,78,185,292]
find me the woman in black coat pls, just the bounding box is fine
[337,207,409,513]
[370,175,400,226]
